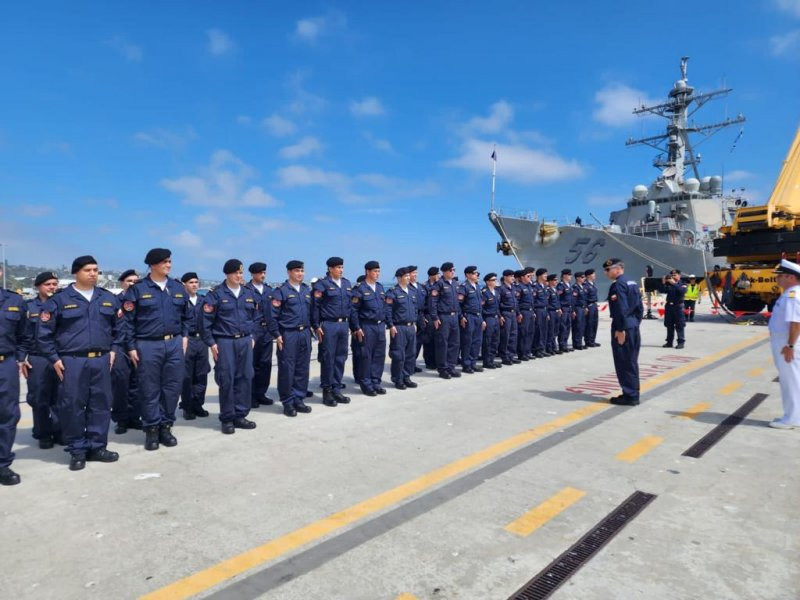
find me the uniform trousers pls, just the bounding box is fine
[585,303,599,345]
[612,328,640,400]
[26,354,60,440]
[278,328,312,406]
[181,336,209,412]
[499,312,518,361]
[770,337,800,425]
[546,311,559,352]
[664,306,686,345]
[517,309,534,358]
[360,322,386,390]
[215,336,253,422]
[533,308,548,352]
[389,324,416,383]
[0,358,20,468]
[319,320,349,391]
[558,310,572,350]
[111,351,139,425]
[136,337,184,427]
[572,308,586,348]
[482,316,500,366]
[58,354,112,458]
[421,318,437,368]
[435,314,460,373]
[251,329,273,402]
[459,313,483,369]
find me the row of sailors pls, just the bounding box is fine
[0,251,599,486]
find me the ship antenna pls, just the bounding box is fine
[490,145,497,212]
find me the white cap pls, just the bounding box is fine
[773,258,800,277]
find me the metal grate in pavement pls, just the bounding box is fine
[682,393,768,459]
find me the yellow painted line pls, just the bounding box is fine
[141,333,767,600]
[616,436,664,463]
[505,487,586,537]
[719,381,743,396]
[676,402,711,420]
[748,367,764,377]
[396,595,419,600]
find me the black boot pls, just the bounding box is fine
[145,426,160,451]
[322,389,338,407]
[183,409,196,421]
[159,424,178,447]
[332,390,351,404]
[0,466,21,485]
[114,422,128,435]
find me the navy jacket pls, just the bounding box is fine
[0,288,29,361]
[312,276,353,327]
[245,281,275,341]
[607,275,643,331]
[556,281,572,309]
[571,283,587,309]
[516,282,534,310]
[429,278,461,320]
[546,285,561,310]
[269,281,313,336]
[200,283,261,346]
[351,281,387,329]
[458,281,483,316]
[498,283,519,313]
[122,275,189,351]
[481,287,499,318]
[385,285,418,327]
[532,281,548,309]
[584,280,599,303]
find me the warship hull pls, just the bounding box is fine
[490,212,716,296]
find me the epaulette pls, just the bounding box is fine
[3,288,21,296]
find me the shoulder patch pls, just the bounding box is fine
[386,297,393,304]
[40,311,51,323]
[272,299,282,307]
[610,294,617,301]
[203,303,215,313]
[351,297,359,304]
[789,291,796,298]
[117,309,123,318]
[431,290,439,296]
[123,301,135,312]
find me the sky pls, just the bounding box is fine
[1,1,799,281]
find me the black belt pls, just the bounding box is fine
[485,314,498,319]
[520,307,533,312]
[28,352,48,357]
[361,319,384,324]
[61,351,108,358]
[464,311,481,316]
[501,310,516,314]
[438,312,456,317]
[281,326,308,331]
[216,333,248,339]
[137,334,178,341]
[323,317,349,323]
[188,332,201,338]
[395,321,415,327]
[587,301,597,305]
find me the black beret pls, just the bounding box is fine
[395,267,408,278]
[71,255,97,274]
[502,269,515,277]
[286,260,304,270]
[524,266,536,274]
[181,272,199,283]
[483,272,497,282]
[406,265,418,273]
[248,262,267,274]
[441,262,454,272]
[427,266,439,276]
[365,260,380,271]
[34,271,58,286]
[118,269,137,282]
[584,268,595,276]
[561,268,572,275]
[223,259,243,275]
[575,271,585,278]
[326,256,344,268]
[547,273,557,281]
[602,258,623,269]
[144,248,171,266]
[535,267,547,277]
[464,265,478,275]
[514,269,524,278]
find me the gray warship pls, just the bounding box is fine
[490,57,746,295]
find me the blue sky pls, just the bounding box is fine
[1,1,798,281]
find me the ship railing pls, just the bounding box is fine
[624,218,684,236]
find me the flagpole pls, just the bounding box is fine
[490,145,497,212]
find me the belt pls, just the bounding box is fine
[587,302,597,305]
[281,326,308,331]
[464,311,481,316]
[189,332,201,338]
[216,333,248,339]
[440,312,457,317]
[501,309,516,314]
[323,317,349,323]
[61,351,108,358]
[519,307,533,312]
[362,319,384,324]
[28,352,48,357]
[137,334,177,341]
[484,314,498,319]
[395,321,415,327]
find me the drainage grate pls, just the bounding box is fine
[508,491,657,600]
[682,393,768,459]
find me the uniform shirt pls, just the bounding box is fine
[571,282,587,308]
[458,281,483,316]
[429,278,461,320]
[269,281,313,335]
[546,285,561,310]
[607,275,643,332]
[532,281,548,309]
[516,282,534,310]
[498,282,519,313]
[38,285,123,363]
[25,297,48,354]
[481,287,499,318]
[312,275,353,327]
[768,284,800,337]
[664,279,688,305]
[584,280,598,303]
[350,281,387,329]
[0,288,28,361]
[122,275,189,351]
[200,283,260,346]
[410,282,427,319]
[556,281,572,310]
[385,285,418,327]
[245,281,275,340]
[186,296,203,336]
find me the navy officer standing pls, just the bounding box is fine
[498,269,520,365]
[245,262,276,408]
[201,260,259,434]
[407,266,426,373]
[458,265,484,373]
[420,267,440,369]
[604,258,643,406]
[312,257,353,407]
[583,268,601,348]
[122,248,188,451]
[556,269,574,353]
[662,270,687,349]
[0,264,28,485]
[111,269,141,434]
[430,262,462,379]
[481,273,501,369]
[571,272,588,350]
[38,255,123,471]
[179,272,210,420]
[269,260,314,417]
[351,261,388,395]
[386,267,419,389]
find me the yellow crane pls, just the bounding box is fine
[709,125,800,312]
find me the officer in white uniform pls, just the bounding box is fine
[768,259,800,429]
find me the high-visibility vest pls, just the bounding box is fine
[685,284,699,301]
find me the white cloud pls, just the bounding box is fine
[350,97,386,117]
[133,127,196,150]
[279,136,323,159]
[770,29,800,58]
[285,70,326,115]
[195,212,218,226]
[724,170,753,182]
[172,230,202,248]
[161,150,281,208]
[108,36,142,62]
[262,114,297,137]
[363,131,394,153]
[592,83,659,127]
[294,12,347,43]
[445,139,583,184]
[463,101,513,134]
[20,204,54,218]
[207,29,234,56]
[236,115,253,126]
[776,0,800,18]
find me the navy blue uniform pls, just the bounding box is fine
[0,289,28,469]
[180,296,210,414]
[516,282,535,359]
[111,290,139,428]
[351,281,387,391]
[38,286,123,458]
[481,287,500,367]
[245,281,275,405]
[410,281,427,363]
[545,285,560,353]
[429,278,461,374]
[269,281,313,407]
[583,280,599,346]
[386,285,418,383]
[532,281,549,354]
[571,282,587,350]
[312,276,353,392]
[420,281,437,368]
[201,284,259,422]
[608,275,643,401]
[498,282,519,362]
[556,280,572,351]
[122,277,188,427]
[664,279,687,346]
[458,281,483,370]
[25,296,60,442]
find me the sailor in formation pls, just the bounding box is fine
[180,272,210,420]
[245,262,276,408]
[767,259,800,429]
[351,261,388,395]
[458,266,484,373]
[583,268,600,347]
[386,267,419,389]
[111,268,140,434]
[481,273,501,368]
